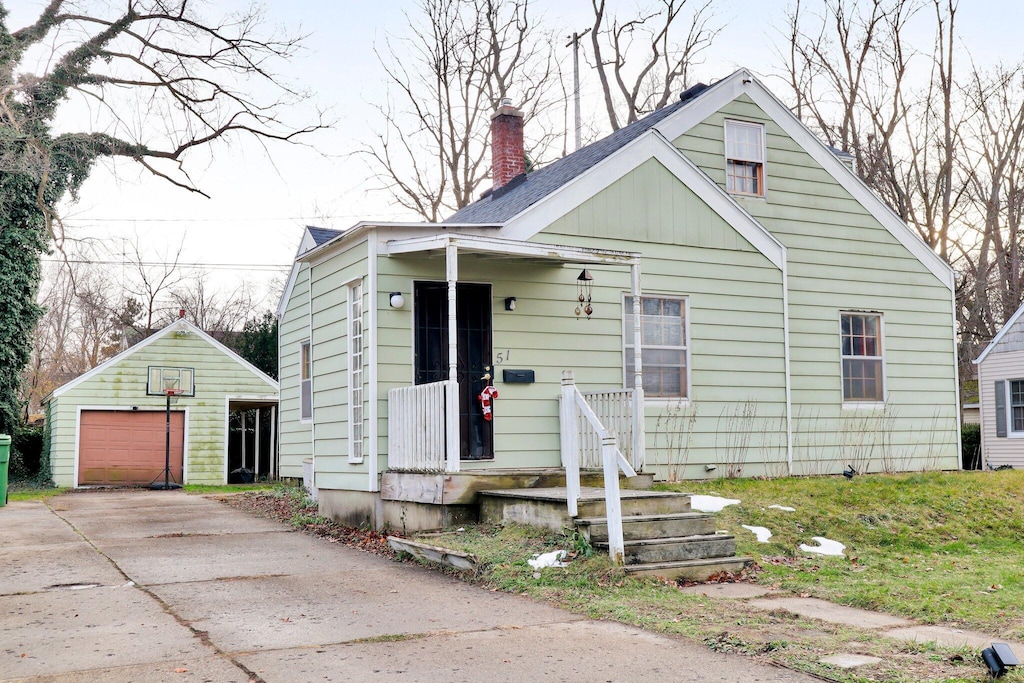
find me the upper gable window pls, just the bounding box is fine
[725,120,765,197]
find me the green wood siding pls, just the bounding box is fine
[47,329,276,487]
[674,94,959,473]
[537,158,789,479]
[309,239,367,487]
[279,263,312,478]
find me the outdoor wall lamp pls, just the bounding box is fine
[389,292,405,309]
[504,297,517,311]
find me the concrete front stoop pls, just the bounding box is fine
[479,486,752,581]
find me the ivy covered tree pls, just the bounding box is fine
[0,1,321,434]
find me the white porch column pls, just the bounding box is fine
[630,262,645,472]
[446,242,458,382]
[445,242,461,472]
[269,404,278,479]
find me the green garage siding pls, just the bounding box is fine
[674,94,959,473]
[47,323,277,487]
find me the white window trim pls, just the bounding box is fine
[348,281,365,463]
[1004,379,1024,438]
[299,339,313,424]
[839,311,886,408]
[622,293,691,403]
[724,119,767,198]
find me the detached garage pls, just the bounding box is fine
[45,318,279,487]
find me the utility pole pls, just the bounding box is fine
[566,29,591,151]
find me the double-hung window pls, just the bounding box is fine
[300,340,312,421]
[348,282,364,463]
[624,296,688,398]
[995,380,1024,437]
[840,312,884,403]
[725,120,765,196]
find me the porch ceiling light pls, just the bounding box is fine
[389,292,405,309]
[504,297,516,311]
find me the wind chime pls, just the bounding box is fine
[575,269,594,319]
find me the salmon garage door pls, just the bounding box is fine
[78,411,184,486]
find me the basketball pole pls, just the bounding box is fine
[150,390,182,490]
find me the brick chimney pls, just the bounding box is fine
[491,98,524,190]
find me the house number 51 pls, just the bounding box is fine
[496,350,511,364]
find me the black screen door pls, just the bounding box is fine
[414,282,493,460]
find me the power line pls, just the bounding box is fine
[41,258,290,272]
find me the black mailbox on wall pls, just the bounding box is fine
[502,369,535,384]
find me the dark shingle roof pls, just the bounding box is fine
[308,226,342,246]
[447,93,698,225]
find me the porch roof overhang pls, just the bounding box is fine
[382,233,640,266]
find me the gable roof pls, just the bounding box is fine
[451,68,953,291]
[975,301,1024,364]
[49,318,278,400]
[499,129,787,270]
[277,225,340,318]
[448,94,696,225]
[308,226,342,246]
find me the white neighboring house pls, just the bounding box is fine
[975,302,1024,467]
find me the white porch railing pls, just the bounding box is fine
[580,389,643,473]
[560,370,638,565]
[387,379,460,473]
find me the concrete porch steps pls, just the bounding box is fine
[478,486,753,581]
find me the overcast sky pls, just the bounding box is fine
[11,0,1022,309]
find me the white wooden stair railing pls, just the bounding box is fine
[387,379,460,473]
[560,370,637,564]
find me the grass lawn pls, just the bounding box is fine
[658,469,1024,640]
[6,485,64,502]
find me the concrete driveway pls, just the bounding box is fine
[0,491,816,682]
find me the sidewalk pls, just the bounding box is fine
[681,582,1023,671]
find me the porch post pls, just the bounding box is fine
[630,262,645,472]
[445,241,460,473]
[255,407,261,481]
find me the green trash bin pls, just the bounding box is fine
[0,434,10,507]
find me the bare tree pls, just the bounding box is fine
[956,62,1024,362]
[362,0,562,220]
[2,0,323,433]
[169,271,257,332]
[120,236,190,337]
[588,0,721,131]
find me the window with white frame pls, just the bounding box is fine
[840,312,884,403]
[300,340,312,421]
[725,120,765,196]
[995,379,1024,437]
[624,295,688,398]
[1011,380,1024,433]
[348,282,364,463]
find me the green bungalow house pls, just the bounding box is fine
[278,69,960,532]
[46,318,279,487]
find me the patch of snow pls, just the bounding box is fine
[742,525,773,543]
[528,549,568,569]
[768,504,796,512]
[799,537,846,556]
[690,494,740,512]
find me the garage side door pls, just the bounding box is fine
[79,411,185,486]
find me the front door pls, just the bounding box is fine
[414,282,494,460]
